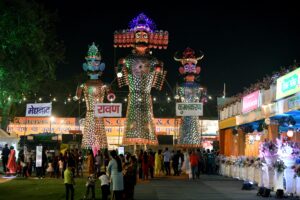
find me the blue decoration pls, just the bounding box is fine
[129,13,156,32]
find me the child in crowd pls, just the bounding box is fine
[59,158,64,178]
[83,174,96,200]
[64,165,75,200]
[99,171,110,200]
[46,161,54,177]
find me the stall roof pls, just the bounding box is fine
[0,129,18,140]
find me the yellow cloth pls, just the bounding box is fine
[155,153,162,174]
[64,168,74,184]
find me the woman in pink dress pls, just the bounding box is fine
[6,146,17,175]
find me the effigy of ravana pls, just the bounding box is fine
[114,13,168,145]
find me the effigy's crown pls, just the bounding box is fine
[114,12,168,49]
[85,42,101,61]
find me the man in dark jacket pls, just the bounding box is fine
[1,144,10,173]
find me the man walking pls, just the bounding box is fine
[163,147,171,176]
[1,144,10,173]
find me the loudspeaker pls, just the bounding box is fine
[257,187,265,196]
[262,188,271,197]
[241,181,253,190]
[275,189,284,198]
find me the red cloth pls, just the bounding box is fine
[189,154,198,167]
[6,149,17,174]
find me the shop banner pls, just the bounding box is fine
[176,103,203,116]
[276,68,300,100]
[36,146,43,167]
[288,94,300,110]
[26,103,52,117]
[242,90,260,113]
[95,103,122,117]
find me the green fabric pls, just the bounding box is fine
[64,168,73,184]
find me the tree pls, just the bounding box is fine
[0,0,64,128]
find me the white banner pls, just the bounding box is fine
[36,145,43,167]
[176,103,203,116]
[26,103,52,117]
[95,103,122,117]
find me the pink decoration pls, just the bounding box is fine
[242,90,260,113]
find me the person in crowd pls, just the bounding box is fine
[83,174,96,200]
[103,149,110,171]
[1,144,10,173]
[95,150,103,176]
[6,146,17,175]
[163,147,171,175]
[27,157,33,177]
[172,150,180,176]
[178,150,184,175]
[138,150,143,179]
[123,155,136,200]
[207,149,215,174]
[189,150,199,180]
[87,149,95,175]
[181,149,190,176]
[154,149,162,176]
[107,150,124,200]
[142,151,149,180]
[196,149,202,178]
[99,171,110,200]
[78,151,83,177]
[59,155,65,179]
[148,151,155,178]
[46,158,54,178]
[64,164,75,200]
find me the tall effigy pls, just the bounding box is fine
[174,47,206,147]
[114,13,168,145]
[74,43,109,149]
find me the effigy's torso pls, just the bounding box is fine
[82,80,107,149]
[178,82,202,147]
[123,54,159,144]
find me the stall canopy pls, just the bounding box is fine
[0,129,18,143]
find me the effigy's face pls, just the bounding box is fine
[135,31,149,44]
[87,58,101,71]
[131,59,150,77]
[184,62,197,73]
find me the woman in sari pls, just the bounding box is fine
[6,146,17,175]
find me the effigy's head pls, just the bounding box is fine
[83,42,105,79]
[113,13,168,51]
[174,47,204,81]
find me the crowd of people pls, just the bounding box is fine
[1,145,220,200]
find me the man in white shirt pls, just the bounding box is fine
[163,147,171,175]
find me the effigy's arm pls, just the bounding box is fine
[73,84,84,101]
[115,58,129,88]
[103,84,116,102]
[152,60,167,91]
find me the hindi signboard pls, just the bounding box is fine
[95,103,122,117]
[36,145,43,167]
[276,68,300,100]
[176,103,203,116]
[242,90,260,113]
[26,103,52,117]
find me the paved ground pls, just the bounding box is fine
[134,175,281,200]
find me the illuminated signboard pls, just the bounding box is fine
[242,90,260,113]
[276,68,300,100]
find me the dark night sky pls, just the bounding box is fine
[43,0,300,98]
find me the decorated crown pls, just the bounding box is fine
[114,13,168,49]
[85,42,101,61]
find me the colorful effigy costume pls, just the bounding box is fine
[114,13,168,145]
[174,47,206,147]
[74,43,110,149]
